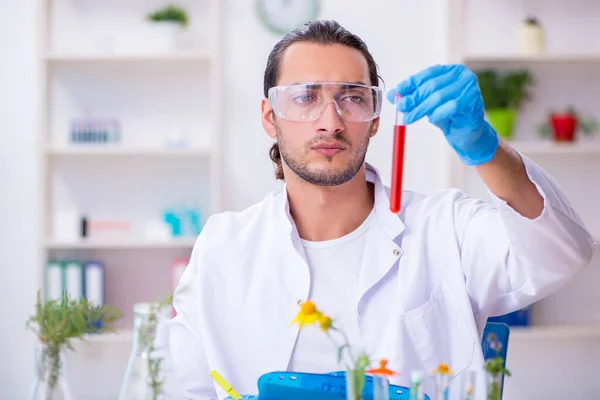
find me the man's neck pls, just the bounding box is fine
[285,167,375,242]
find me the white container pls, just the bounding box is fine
[517,18,545,55]
[140,22,184,53]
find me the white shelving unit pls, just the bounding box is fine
[38,0,222,331]
[447,1,600,398]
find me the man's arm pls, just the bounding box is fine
[390,64,596,320]
[455,153,596,321]
[476,140,544,219]
[166,239,219,400]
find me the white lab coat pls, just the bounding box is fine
[167,157,596,400]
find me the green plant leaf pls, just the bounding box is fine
[337,344,349,364]
[476,68,534,110]
[146,4,189,27]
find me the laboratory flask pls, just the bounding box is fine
[29,341,73,400]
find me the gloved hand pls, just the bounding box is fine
[224,396,257,399]
[387,64,499,166]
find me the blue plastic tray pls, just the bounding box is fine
[257,371,430,400]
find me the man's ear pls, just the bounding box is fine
[369,117,380,138]
[261,98,277,139]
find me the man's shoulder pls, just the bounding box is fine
[198,188,284,243]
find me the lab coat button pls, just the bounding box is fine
[393,249,400,256]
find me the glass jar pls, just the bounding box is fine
[29,341,73,400]
[345,370,389,400]
[485,371,503,400]
[118,302,172,400]
[345,369,363,400]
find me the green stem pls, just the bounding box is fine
[45,344,61,400]
[331,326,357,365]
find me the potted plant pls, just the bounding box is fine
[476,69,534,140]
[144,4,190,51]
[537,106,598,142]
[27,291,122,400]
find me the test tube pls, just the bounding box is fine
[461,369,476,400]
[390,94,406,214]
[436,373,450,400]
[409,370,424,400]
[373,375,390,400]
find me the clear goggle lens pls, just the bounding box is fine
[268,82,383,123]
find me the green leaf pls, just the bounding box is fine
[476,69,534,110]
[337,344,349,364]
[146,4,189,27]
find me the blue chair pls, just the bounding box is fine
[481,322,510,398]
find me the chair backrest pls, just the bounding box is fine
[481,322,510,398]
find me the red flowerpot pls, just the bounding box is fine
[550,113,578,142]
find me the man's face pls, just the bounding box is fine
[261,42,380,186]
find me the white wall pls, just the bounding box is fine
[0,0,41,397]
[0,0,461,397]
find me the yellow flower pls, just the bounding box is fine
[318,314,332,331]
[292,300,321,328]
[431,363,453,375]
[300,300,317,315]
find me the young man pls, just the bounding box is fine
[167,20,596,399]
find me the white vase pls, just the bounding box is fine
[29,342,73,400]
[143,23,184,53]
[517,18,545,55]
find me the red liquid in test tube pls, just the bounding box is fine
[390,95,406,214]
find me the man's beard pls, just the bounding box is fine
[276,124,372,186]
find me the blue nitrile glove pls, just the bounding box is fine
[387,64,499,166]
[224,396,257,400]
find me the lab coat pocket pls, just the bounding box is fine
[404,281,475,377]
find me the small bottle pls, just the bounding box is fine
[517,16,545,55]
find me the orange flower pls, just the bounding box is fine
[431,363,453,375]
[367,359,400,377]
[292,300,321,328]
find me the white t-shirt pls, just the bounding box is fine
[288,208,375,373]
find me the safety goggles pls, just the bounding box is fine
[268,81,383,123]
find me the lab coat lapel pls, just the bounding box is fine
[257,188,311,374]
[357,164,405,303]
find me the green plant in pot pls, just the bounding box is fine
[144,4,190,51]
[537,106,598,142]
[476,69,534,140]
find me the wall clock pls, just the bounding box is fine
[255,0,321,35]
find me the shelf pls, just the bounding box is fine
[510,141,600,155]
[82,329,134,344]
[510,325,600,340]
[46,146,212,157]
[464,54,600,64]
[46,237,197,250]
[45,51,214,63]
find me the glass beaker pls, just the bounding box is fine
[29,341,73,400]
[118,302,172,400]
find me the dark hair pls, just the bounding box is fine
[263,20,382,180]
